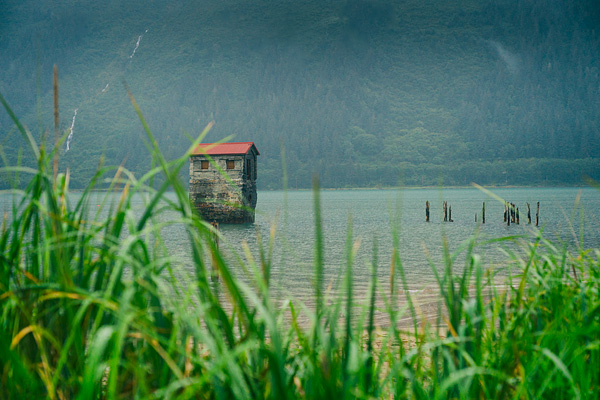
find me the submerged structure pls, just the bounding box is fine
[189,142,259,223]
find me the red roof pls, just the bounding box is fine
[192,142,260,156]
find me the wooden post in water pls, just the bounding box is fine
[504,202,507,222]
[482,202,485,224]
[527,203,531,224]
[507,203,510,226]
[426,201,430,222]
[536,202,539,226]
[516,207,519,224]
[449,205,453,222]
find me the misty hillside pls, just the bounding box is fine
[1,0,600,188]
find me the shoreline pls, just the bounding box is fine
[259,183,591,191]
[1,183,592,194]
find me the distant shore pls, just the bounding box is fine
[260,183,592,191]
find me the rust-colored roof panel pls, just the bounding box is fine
[192,142,260,156]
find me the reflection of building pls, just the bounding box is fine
[189,142,259,223]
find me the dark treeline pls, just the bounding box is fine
[1,0,599,189]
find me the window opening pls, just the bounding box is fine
[201,160,209,170]
[227,160,235,170]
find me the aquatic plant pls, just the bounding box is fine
[1,89,599,399]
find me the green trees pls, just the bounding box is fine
[1,0,599,189]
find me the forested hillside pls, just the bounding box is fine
[1,0,599,188]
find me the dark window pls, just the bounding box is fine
[246,159,251,179]
[201,160,209,170]
[227,160,235,169]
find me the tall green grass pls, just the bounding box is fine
[1,89,599,399]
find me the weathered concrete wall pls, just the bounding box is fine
[189,154,257,223]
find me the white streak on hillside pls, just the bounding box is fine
[130,35,142,58]
[65,109,78,152]
[129,29,148,59]
[489,40,520,74]
[102,83,109,93]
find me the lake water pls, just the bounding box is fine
[3,187,599,321]
[220,188,600,305]
[152,187,600,312]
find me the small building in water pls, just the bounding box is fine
[189,142,259,223]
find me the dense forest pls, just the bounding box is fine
[1,0,599,189]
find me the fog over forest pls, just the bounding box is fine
[1,0,599,188]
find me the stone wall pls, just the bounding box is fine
[189,154,257,223]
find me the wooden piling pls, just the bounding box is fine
[482,202,485,224]
[426,201,430,222]
[536,202,539,226]
[516,207,519,224]
[449,205,453,222]
[527,203,531,224]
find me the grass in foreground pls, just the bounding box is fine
[1,89,599,399]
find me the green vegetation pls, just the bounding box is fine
[1,93,599,399]
[1,0,600,189]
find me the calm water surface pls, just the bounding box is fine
[149,187,600,308]
[227,188,600,303]
[3,187,599,310]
